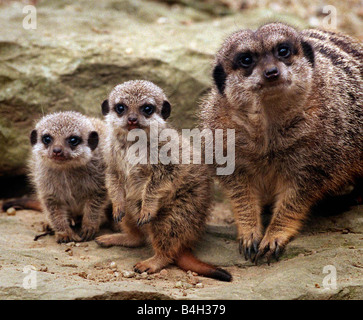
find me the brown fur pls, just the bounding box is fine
[29,111,109,243]
[200,23,362,263]
[95,80,232,281]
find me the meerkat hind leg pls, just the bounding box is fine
[134,254,171,274]
[95,232,144,248]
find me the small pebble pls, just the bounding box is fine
[110,261,117,269]
[125,47,133,55]
[157,17,168,24]
[122,270,136,278]
[175,281,183,288]
[195,283,204,288]
[158,269,168,278]
[6,207,16,216]
[39,266,48,272]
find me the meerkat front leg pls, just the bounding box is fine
[45,200,81,243]
[137,172,174,226]
[223,178,263,261]
[80,195,105,241]
[106,169,126,223]
[255,188,311,264]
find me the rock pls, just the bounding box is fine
[109,261,117,270]
[159,269,168,278]
[6,207,16,216]
[0,0,306,176]
[122,271,136,279]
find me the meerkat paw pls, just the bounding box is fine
[112,205,125,223]
[254,231,291,265]
[56,230,82,243]
[133,256,169,274]
[137,209,156,227]
[80,225,99,242]
[238,228,263,262]
[95,233,144,248]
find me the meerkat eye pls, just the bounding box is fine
[239,53,254,68]
[277,44,291,58]
[68,136,82,147]
[115,103,127,115]
[141,104,155,116]
[42,135,52,145]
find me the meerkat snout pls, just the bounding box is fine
[102,80,171,132]
[263,66,280,81]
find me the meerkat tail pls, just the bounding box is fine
[2,198,42,212]
[175,250,232,282]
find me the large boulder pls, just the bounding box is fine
[0,0,306,176]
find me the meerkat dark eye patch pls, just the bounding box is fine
[30,130,37,146]
[141,104,155,117]
[101,99,109,116]
[276,43,292,58]
[213,63,227,95]
[68,136,82,148]
[87,131,99,151]
[301,40,315,67]
[41,134,52,146]
[161,101,171,120]
[233,52,254,69]
[114,103,127,116]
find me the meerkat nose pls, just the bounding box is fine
[128,116,138,124]
[52,146,63,155]
[264,66,280,81]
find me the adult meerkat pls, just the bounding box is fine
[26,111,109,243]
[200,23,362,264]
[95,80,232,282]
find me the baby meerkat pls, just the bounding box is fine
[95,80,232,281]
[28,111,109,243]
[200,23,362,264]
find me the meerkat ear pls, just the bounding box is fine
[161,100,171,120]
[30,130,37,146]
[101,99,109,116]
[213,63,227,95]
[88,131,99,151]
[301,40,315,67]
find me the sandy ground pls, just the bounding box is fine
[0,199,362,300]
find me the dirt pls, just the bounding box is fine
[0,199,362,300]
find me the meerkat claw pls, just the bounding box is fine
[137,212,152,227]
[113,210,125,223]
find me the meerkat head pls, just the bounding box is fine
[101,80,171,134]
[213,23,315,109]
[30,112,99,168]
